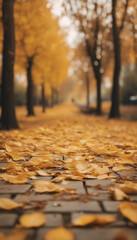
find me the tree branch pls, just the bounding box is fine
[119,0,129,33]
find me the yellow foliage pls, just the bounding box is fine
[14,0,69,95]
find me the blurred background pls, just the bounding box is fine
[0,0,137,129]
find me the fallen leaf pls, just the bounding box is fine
[118,181,137,194]
[19,212,46,228]
[72,214,116,226]
[44,227,74,240]
[0,198,23,210]
[110,187,129,200]
[112,164,128,172]
[7,151,24,161]
[72,215,95,226]
[1,173,28,184]
[5,144,12,152]
[119,202,137,224]
[33,181,63,193]
[93,166,110,176]
[36,170,49,177]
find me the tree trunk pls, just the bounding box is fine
[96,75,101,115]
[26,57,35,116]
[109,0,121,118]
[51,88,54,107]
[84,39,102,115]
[1,0,18,130]
[86,73,90,108]
[93,66,102,115]
[55,89,59,105]
[41,83,46,113]
[51,88,56,107]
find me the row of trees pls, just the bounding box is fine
[62,0,137,117]
[0,0,69,129]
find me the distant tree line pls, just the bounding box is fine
[63,0,137,117]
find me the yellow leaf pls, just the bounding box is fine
[72,215,95,226]
[110,187,129,201]
[33,180,63,193]
[112,164,128,172]
[95,215,117,224]
[72,214,116,226]
[118,181,137,194]
[0,198,23,210]
[93,166,110,176]
[44,227,74,240]
[7,151,24,161]
[5,143,12,152]
[36,170,49,177]
[2,174,28,184]
[20,212,46,228]
[119,202,137,224]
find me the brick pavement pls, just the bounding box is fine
[0,159,137,239]
[0,177,137,239]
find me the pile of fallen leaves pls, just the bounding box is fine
[0,104,137,239]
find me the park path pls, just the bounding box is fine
[0,104,137,240]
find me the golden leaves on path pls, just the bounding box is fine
[44,227,74,240]
[19,212,46,228]
[33,180,63,193]
[0,198,23,210]
[72,214,116,226]
[119,202,137,224]
[0,105,137,235]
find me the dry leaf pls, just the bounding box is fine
[7,151,24,161]
[1,174,28,184]
[19,212,46,228]
[44,227,74,240]
[72,214,116,226]
[36,170,49,177]
[5,143,12,152]
[33,180,63,193]
[72,215,95,226]
[119,202,137,224]
[118,181,137,194]
[110,187,129,200]
[0,198,23,210]
[93,166,110,176]
[112,164,128,172]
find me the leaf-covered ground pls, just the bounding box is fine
[0,104,137,240]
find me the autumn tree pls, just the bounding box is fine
[63,0,113,115]
[15,0,51,116]
[31,20,69,111]
[15,0,69,115]
[0,0,18,129]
